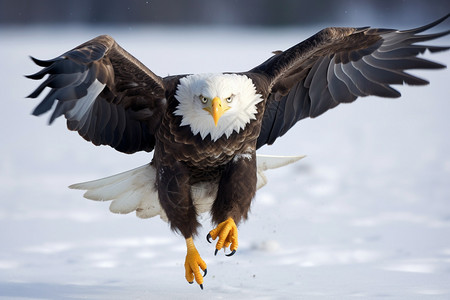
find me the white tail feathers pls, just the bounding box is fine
[69,154,304,221]
[255,154,305,189]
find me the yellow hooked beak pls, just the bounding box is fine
[203,97,230,127]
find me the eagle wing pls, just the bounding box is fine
[253,15,449,149]
[27,35,172,154]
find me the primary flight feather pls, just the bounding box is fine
[27,15,449,289]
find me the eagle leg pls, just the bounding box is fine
[206,217,238,256]
[185,237,207,289]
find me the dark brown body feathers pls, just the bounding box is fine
[153,85,265,237]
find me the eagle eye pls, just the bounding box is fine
[199,95,208,104]
[226,95,234,103]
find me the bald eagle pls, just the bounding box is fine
[27,15,449,289]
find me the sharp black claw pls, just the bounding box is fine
[226,250,236,257]
[214,249,218,256]
[203,268,207,277]
[206,233,212,243]
[200,284,204,290]
[189,281,193,284]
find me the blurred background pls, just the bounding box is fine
[1,1,449,299]
[1,0,449,27]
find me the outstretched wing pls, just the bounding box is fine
[253,15,449,149]
[27,35,170,154]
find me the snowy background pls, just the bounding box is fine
[1,22,449,299]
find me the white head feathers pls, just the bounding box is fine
[174,73,263,141]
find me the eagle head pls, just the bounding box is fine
[174,73,263,141]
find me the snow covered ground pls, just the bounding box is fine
[0,24,449,299]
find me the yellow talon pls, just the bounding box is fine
[185,237,207,289]
[207,217,238,255]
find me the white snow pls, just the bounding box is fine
[0,25,449,299]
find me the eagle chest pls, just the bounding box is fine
[156,112,257,183]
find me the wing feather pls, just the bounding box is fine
[253,15,449,149]
[309,56,338,117]
[327,59,357,103]
[27,35,172,154]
